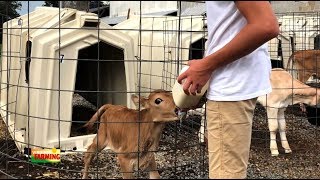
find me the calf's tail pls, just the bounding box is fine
[83,104,109,132]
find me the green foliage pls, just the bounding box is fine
[0,1,22,19]
[0,1,22,44]
[43,1,59,8]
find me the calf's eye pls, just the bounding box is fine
[155,98,163,105]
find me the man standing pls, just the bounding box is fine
[177,1,279,179]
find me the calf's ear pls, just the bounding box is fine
[131,94,149,109]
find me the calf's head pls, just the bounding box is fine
[131,90,180,122]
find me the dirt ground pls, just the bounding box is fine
[0,103,319,179]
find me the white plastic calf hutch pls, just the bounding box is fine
[107,15,208,94]
[0,7,136,153]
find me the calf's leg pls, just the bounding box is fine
[199,117,206,143]
[277,108,292,154]
[148,154,160,179]
[117,154,134,179]
[267,107,280,156]
[82,133,107,179]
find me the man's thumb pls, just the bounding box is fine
[188,60,196,66]
[177,72,187,84]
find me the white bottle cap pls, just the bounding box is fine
[172,66,209,109]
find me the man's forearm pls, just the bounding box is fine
[203,23,279,72]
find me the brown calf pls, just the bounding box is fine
[82,90,180,179]
[286,49,320,83]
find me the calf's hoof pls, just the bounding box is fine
[284,148,292,154]
[271,149,279,156]
[81,170,88,179]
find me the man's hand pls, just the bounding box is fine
[177,59,212,96]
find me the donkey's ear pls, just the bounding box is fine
[131,94,149,109]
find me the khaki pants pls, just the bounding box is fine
[206,98,257,179]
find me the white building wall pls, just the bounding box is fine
[109,1,178,17]
[271,1,320,13]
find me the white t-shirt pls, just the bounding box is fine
[205,1,272,101]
